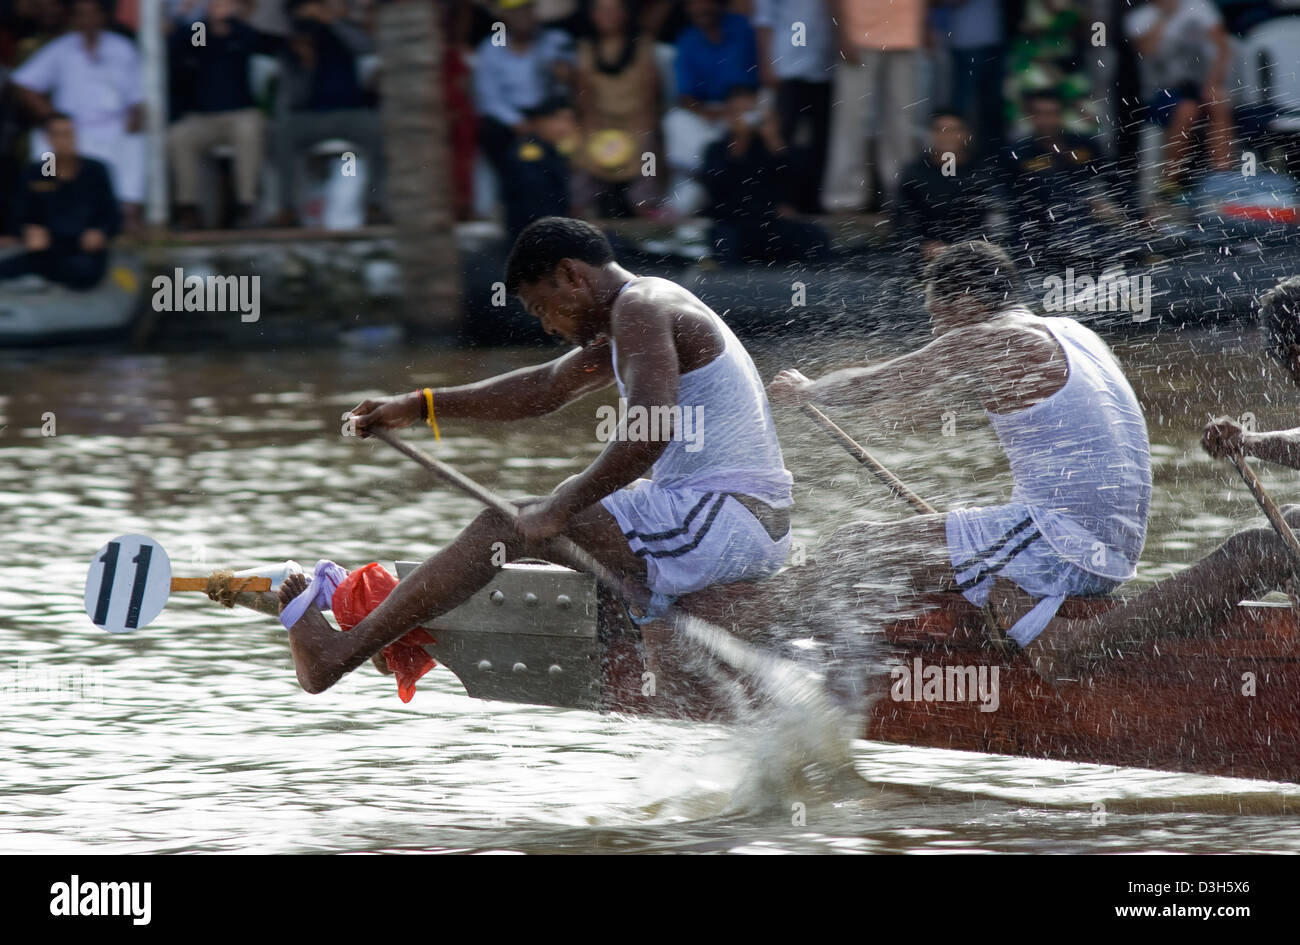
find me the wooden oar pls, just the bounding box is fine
[1229,453,1300,573]
[800,404,937,515]
[800,403,1019,651]
[370,429,839,711]
[171,577,271,592]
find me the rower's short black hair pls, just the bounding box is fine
[1260,275,1300,360]
[930,107,966,126]
[505,217,615,294]
[923,241,1022,311]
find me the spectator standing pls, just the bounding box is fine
[472,0,574,190]
[0,112,119,289]
[168,0,268,229]
[753,0,834,214]
[11,0,145,230]
[663,0,758,215]
[1124,0,1233,189]
[572,0,658,218]
[823,0,926,212]
[943,0,1005,159]
[272,0,386,225]
[700,85,830,264]
[896,109,998,261]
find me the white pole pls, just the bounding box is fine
[139,0,169,227]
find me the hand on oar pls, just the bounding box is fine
[767,369,815,406]
[348,392,423,438]
[1202,416,1251,460]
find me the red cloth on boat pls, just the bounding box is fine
[331,563,437,703]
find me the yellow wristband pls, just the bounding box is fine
[423,388,440,440]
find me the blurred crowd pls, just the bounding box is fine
[1,0,1298,289]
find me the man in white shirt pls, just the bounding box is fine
[1124,0,1233,189]
[12,0,146,230]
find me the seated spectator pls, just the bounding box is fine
[501,96,576,241]
[664,0,758,215]
[754,0,834,215]
[699,86,829,265]
[168,0,269,229]
[272,0,385,226]
[897,110,999,262]
[1124,0,1234,191]
[572,0,659,219]
[472,0,574,191]
[11,0,145,231]
[1003,89,1124,267]
[0,112,119,289]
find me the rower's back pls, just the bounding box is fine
[987,311,1151,581]
[608,277,793,507]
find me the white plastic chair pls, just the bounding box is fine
[1235,16,1300,133]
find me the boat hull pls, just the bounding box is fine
[396,562,1300,783]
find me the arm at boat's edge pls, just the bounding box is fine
[1245,428,1300,470]
[430,341,616,422]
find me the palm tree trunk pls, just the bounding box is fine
[376,0,462,338]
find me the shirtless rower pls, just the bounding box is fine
[985,275,1300,675]
[766,241,1153,675]
[278,217,794,693]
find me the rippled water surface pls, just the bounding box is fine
[3,328,1300,854]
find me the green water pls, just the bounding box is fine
[2,328,1299,853]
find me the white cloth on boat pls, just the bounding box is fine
[601,480,790,597]
[279,558,348,630]
[947,503,1121,646]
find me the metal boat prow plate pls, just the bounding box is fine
[397,560,612,711]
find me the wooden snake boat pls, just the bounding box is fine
[368,561,1300,785]
[224,559,1299,783]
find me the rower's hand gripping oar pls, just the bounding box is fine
[369,430,840,712]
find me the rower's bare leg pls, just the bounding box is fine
[991,508,1300,677]
[281,501,646,693]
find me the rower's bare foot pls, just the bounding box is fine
[278,571,352,694]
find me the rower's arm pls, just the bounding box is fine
[549,299,678,517]
[808,325,993,411]
[1245,428,1300,469]
[430,342,615,421]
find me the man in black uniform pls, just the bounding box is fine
[896,109,999,263]
[0,112,120,289]
[501,96,575,242]
[1002,89,1124,269]
[699,86,829,265]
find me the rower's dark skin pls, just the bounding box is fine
[280,261,730,694]
[987,338,1300,680]
[763,279,1082,675]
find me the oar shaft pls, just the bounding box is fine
[1230,455,1300,572]
[369,430,832,703]
[800,404,938,515]
[373,430,653,609]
